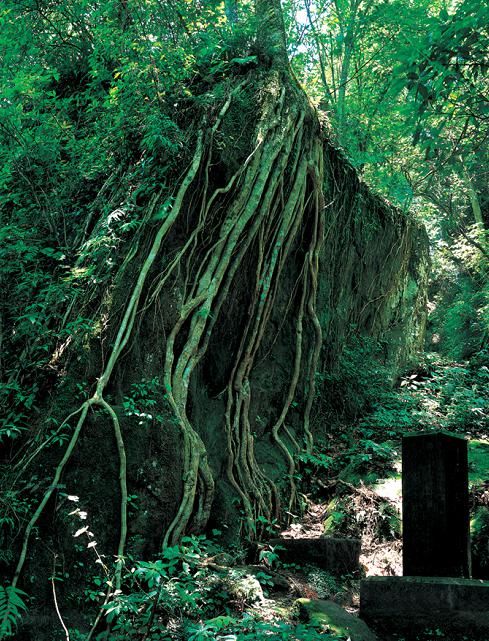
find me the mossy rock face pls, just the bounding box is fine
[1,67,430,621]
[295,598,378,641]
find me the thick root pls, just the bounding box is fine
[10,72,328,602]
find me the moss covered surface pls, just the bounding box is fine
[1,67,430,640]
[296,598,378,641]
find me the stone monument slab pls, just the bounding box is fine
[402,431,470,577]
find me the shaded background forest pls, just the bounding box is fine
[0,0,488,639]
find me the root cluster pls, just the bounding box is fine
[8,71,327,599]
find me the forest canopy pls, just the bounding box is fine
[0,0,487,640]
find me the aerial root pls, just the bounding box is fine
[220,108,326,535]
[8,117,209,592]
[9,79,327,626]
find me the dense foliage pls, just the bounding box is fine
[0,0,487,639]
[284,0,488,366]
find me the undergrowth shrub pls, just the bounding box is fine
[324,492,401,542]
[68,533,346,640]
[96,535,231,640]
[0,586,28,638]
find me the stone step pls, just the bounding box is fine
[360,576,489,639]
[269,536,361,574]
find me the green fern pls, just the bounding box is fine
[0,585,27,639]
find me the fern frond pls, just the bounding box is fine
[0,585,28,639]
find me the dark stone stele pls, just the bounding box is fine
[268,536,360,575]
[402,431,471,578]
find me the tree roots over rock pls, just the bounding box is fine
[8,70,328,598]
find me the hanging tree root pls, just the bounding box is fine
[9,72,328,622]
[161,75,327,541]
[7,115,208,598]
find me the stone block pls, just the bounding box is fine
[269,536,361,574]
[360,576,489,638]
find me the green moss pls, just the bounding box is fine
[295,598,378,641]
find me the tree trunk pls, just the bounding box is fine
[336,0,360,132]
[460,158,484,226]
[255,0,289,68]
[304,0,334,107]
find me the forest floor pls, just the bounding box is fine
[206,353,489,641]
[23,354,488,640]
